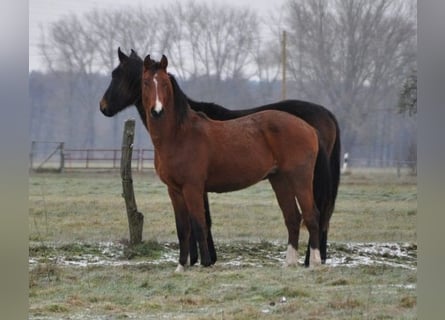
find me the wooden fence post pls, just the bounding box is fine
[59,142,64,173]
[120,119,144,245]
[30,141,35,170]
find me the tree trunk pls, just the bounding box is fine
[120,119,144,245]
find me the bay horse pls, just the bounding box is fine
[141,54,328,272]
[100,48,340,266]
[100,51,217,266]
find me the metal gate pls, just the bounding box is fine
[30,141,64,172]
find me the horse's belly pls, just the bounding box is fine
[205,161,275,193]
[206,179,261,193]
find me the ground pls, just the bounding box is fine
[29,168,416,319]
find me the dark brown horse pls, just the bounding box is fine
[141,54,328,271]
[100,48,340,266]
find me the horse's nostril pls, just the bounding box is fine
[99,98,107,110]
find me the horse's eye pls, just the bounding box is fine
[143,80,150,86]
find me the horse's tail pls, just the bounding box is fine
[328,114,341,222]
[313,134,333,234]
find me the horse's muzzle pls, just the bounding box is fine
[99,98,113,117]
[150,107,164,118]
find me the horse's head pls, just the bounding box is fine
[99,47,143,117]
[142,54,172,120]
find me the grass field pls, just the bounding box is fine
[29,168,417,319]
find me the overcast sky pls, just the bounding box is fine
[29,0,286,72]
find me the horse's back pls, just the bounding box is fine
[251,110,318,146]
[206,109,318,155]
[250,110,319,172]
[243,100,336,156]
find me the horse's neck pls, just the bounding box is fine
[134,98,148,129]
[149,125,181,152]
[148,75,197,150]
[148,110,186,151]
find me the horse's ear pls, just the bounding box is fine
[118,47,128,62]
[160,55,168,70]
[143,55,153,69]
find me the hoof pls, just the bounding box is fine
[200,260,212,268]
[284,244,299,267]
[283,261,298,268]
[200,256,213,267]
[175,264,185,273]
[309,248,322,267]
[189,252,198,266]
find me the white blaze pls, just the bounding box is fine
[153,75,163,113]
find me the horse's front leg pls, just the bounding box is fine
[182,185,212,267]
[189,218,199,266]
[189,192,217,266]
[167,187,191,272]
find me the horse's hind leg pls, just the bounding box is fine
[304,242,310,267]
[320,230,328,263]
[304,230,326,266]
[294,188,321,267]
[204,193,217,264]
[269,174,301,267]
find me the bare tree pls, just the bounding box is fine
[39,2,263,82]
[124,7,161,58]
[84,9,127,73]
[39,14,103,147]
[41,14,98,73]
[164,1,261,81]
[283,0,417,152]
[250,36,282,103]
[398,67,417,116]
[150,2,189,80]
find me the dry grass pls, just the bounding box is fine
[28,169,417,319]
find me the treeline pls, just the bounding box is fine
[30,0,417,166]
[29,70,281,149]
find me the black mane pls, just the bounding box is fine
[126,52,144,104]
[123,52,146,125]
[167,73,189,126]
